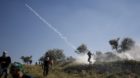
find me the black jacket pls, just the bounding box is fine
[0,56,11,68]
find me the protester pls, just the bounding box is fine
[42,55,53,76]
[43,56,50,76]
[10,62,33,78]
[87,51,92,64]
[0,51,11,78]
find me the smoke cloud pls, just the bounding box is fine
[75,44,140,64]
[25,4,76,50]
[95,44,140,63]
[75,54,96,64]
[117,44,140,61]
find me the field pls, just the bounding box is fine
[19,60,140,78]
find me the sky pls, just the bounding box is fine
[0,0,140,63]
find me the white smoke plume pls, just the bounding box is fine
[94,44,140,63]
[25,4,76,50]
[75,43,140,64]
[116,44,140,61]
[75,54,96,64]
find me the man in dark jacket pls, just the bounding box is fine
[0,51,11,78]
[43,56,50,76]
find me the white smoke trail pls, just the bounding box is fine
[25,4,76,50]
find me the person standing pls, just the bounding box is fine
[43,56,50,76]
[0,51,11,78]
[87,51,92,64]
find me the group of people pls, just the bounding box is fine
[0,51,53,78]
[0,50,93,78]
[0,51,32,78]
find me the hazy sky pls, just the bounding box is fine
[0,0,140,63]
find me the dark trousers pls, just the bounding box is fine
[88,56,92,63]
[43,65,49,76]
[0,68,8,78]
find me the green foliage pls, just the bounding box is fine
[20,56,32,64]
[109,37,135,52]
[38,56,44,63]
[66,56,76,62]
[76,44,88,54]
[45,48,65,62]
[109,38,120,51]
[120,37,135,52]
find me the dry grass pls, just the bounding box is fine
[6,60,140,78]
